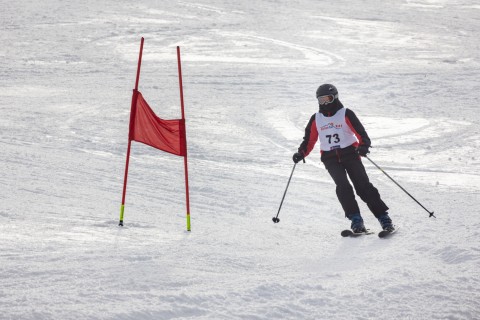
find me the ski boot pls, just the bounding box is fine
[378,213,395,232]
[349,213,367,233]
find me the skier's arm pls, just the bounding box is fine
[298,114,318,157]
[345,109,371,147]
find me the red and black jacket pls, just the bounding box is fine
[298,102,371,163]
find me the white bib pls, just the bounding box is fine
[315,108,358,151]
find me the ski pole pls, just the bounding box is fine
[365,155,435,218]
[272,160,302,223]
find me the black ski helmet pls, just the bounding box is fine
[316,84,338,105]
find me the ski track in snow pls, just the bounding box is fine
[1,0,480,319]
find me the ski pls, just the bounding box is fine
[341,229,375,237]
[378,226,398,238]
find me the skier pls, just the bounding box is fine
[292,84,394,233]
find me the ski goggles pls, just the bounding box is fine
[317,94,335,105]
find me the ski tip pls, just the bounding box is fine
[378,231,390,238]
[378,226,398,238]
[341,229,353,237]
[341,229,375,237]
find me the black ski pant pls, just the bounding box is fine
[324,157,388,219]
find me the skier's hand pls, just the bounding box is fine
[356,145,370,157]
[292,152,304,163]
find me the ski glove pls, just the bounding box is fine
[292,152,304,163]
[356,145,370,157]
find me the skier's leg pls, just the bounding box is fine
[345,159,394,230]
[325,161,360,218]
[344,158,389,218]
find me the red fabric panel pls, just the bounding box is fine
[131,91,186,156]
[305,119,318,157]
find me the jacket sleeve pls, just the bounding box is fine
[345,109,371,147]
[298,114,318,157]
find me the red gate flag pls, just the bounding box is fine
[120,38,191,231]
[130,91,186,156]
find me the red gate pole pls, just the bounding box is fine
[119,37,144,226]
[177,46,191,231]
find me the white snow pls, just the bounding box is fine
[1,0,479,319]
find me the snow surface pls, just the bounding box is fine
[1,0,480,319]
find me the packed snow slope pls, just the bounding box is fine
[1,0,479,319]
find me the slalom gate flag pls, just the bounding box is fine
[119,38,191,231]
[130,91,186,156]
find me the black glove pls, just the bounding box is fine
[356,145,370,157]
[292,152,304,163]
